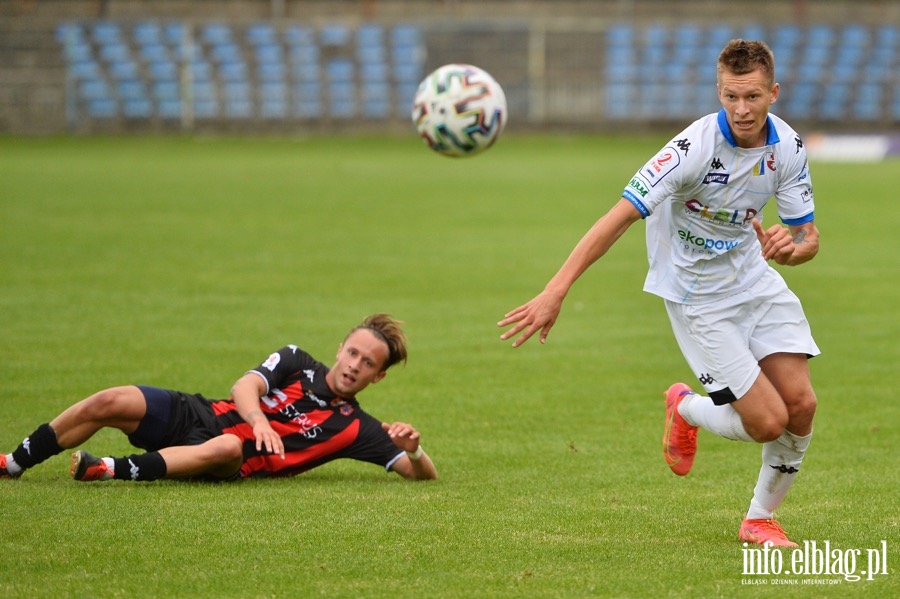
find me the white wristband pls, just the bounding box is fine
[405,446,424,461]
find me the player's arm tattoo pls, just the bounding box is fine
[792,229,808,245]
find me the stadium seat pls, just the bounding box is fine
[192,80,219,118]
[706,25,734,48]
[201,23,233,45]
[259,82,288,118]
[92,21,122,45]
[357,24,383,48]
[247,23,277,46]
[320,24,350,47]
[285,24,315,47]
[69,59,102,81]
[393,62,422,86]
[122,98,153,119]
[327,72,356,119]
[781,82,817,117]
[99,42,131,64]
[55,22,85,44]
[291,63,320,84]
[223,81,253,118]
[796,62,826,84]
[133,21,162,45]
[606,23,634,48]
[741,24,767,42]
[832,62,860,85]
[326,59,354,83]
[258,62,286,83]
[193,99,218,119]
[139,42,170,64]
[395,82,419,118]
[157,98,183,119]
[852,83,882,120]
[818,83,850,120]
[360,61,388,83]
[210,43,242,64]
[108,59,139,81]
[147,60,177,81]
[119,78,152,119]
[666,82,696,116]
[362,98,390,119]
[190,59,214,83]
[840,24,869,50]
[151,79,180,104]
[805,24,833,49]
[605,82,633,119]
[219,61,249,83]
[293,81,321,118]
[605,60,635,84]
[62,40,93,64]
[289,44,319,67]
[87,98,118,118]
[360,80,390,119]
[163,22,187,46]
[390,24,423,86]
[80,78,113,101]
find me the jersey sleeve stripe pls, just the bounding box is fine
[781,212,814,226]
[623,191,651,218]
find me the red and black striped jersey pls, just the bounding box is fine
[210,345,403,478]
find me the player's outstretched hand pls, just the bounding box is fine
[753,219,795,264]
[252,420,285,459]
[382,421,421,453]
[498,290,565,348]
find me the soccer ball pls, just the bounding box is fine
[411,64,508,157]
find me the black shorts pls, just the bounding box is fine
[128,386,222,452]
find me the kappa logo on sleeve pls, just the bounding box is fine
[641,147,681,187]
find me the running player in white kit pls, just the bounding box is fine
[498,39,819,547]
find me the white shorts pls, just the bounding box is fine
[664,268,820,403]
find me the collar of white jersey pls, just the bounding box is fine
[717,109,780,148]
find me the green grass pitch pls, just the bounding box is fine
[0,133,897,598]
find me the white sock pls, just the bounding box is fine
[746,429,812,520]
[102,457,115,479]
[678,393,754,442]
[4,454,22,475]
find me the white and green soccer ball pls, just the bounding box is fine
[412,63,507,157]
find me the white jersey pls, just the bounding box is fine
[622,110,814,305]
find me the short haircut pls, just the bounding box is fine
[718,39,776,87]
[351,313,408,370]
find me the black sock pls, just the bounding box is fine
[112,452,167,481]
[11,423,64,469]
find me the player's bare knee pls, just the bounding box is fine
[205,434,243,464]
[747,413,788,443]
[791,388,818,419]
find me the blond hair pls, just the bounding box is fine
[351,313,408,370]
